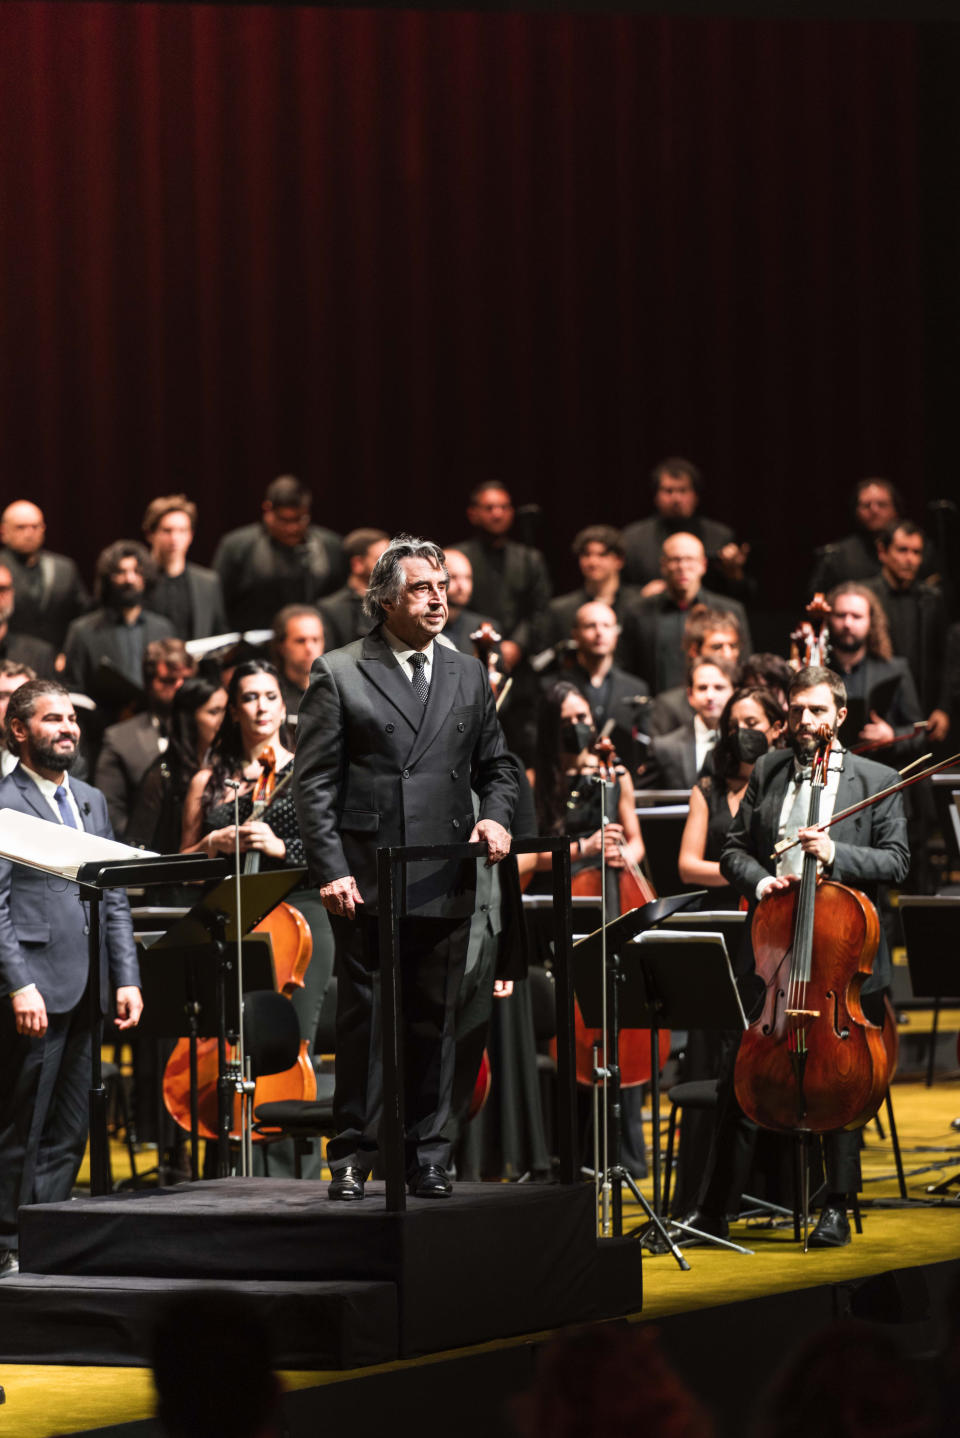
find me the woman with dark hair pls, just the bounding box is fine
[530,680,649,1177]
[532,680,646,899]
[678,686,787,904]
[124,676,228,854]
[180,660,334,1178]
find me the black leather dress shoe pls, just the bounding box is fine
[676,1209,729,1241]
[808,1203,851,1248]
[408,1164,453,1198]
[328,1166,365,1201]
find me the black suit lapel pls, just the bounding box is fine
[358,633,425,734]
[759,753,794,849]
[404,648,459,769]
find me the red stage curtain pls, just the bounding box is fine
[0,5,921,601]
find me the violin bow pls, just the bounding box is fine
[771,747,960,860]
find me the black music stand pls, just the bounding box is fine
[573,894,707,1268]
[137,934,274,1181]
[71,853,230,1195]
[599,928,750,1255]
[145,868,307,1178]
[900,896,960,1196]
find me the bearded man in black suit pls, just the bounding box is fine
[684,666,909,1250]
[294,535,517,1200]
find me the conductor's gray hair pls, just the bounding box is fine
[363,534,448,623]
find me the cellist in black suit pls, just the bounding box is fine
[293,535,517,1201]
[684,666,909,1249]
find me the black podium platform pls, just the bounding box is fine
[11,1180,643,1365]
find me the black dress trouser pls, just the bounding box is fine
[327,913,471,1174]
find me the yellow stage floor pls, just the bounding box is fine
[3,1076,960,1438]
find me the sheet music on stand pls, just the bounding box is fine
[0,807,157,879]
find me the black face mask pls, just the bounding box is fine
[561,719,595,755]
[729,726,769,765]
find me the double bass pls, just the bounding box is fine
[734,726,889,1135]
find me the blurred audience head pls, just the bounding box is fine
[513,1322,714,1438]
[152,1288,283,1438]
[749,1319,932,1438]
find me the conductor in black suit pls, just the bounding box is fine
[0,681,142,1273]
[294,535,518,1200]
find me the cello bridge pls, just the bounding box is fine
[785,1008,820,1018]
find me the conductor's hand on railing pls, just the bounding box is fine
[320,875,365,920]
[469,818,511,867]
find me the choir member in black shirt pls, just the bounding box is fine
[620,458,752,602]
[0,500,89,649]
[142,494,227,642]
[270,603,325,722]
[213,475,345,631]
[317,528,387,650]
[866,520,950,740]
[454,482,552,668]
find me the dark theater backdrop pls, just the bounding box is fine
[0,4,955,609]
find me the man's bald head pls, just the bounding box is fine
[573,600,619,660]
[1,501,46,557]
[660,531,707,602]
[443,549,474,612]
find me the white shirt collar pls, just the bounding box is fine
[20,762,70,799]
[19,763,83,827]
[382,626,435,681]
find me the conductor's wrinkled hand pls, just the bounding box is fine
[470,818,511,867]
[320,875,365,920]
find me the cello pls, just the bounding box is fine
[734,725,889,1136]
[162,755,318,1143]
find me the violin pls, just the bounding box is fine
[162,752,318,1143]
[556,734,666,1088]
[470,621,509,706]
[734,726,889,1134]
[790,593,832,670]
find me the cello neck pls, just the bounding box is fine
[790,731,831,987]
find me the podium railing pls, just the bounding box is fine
[376,836,576,1211]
